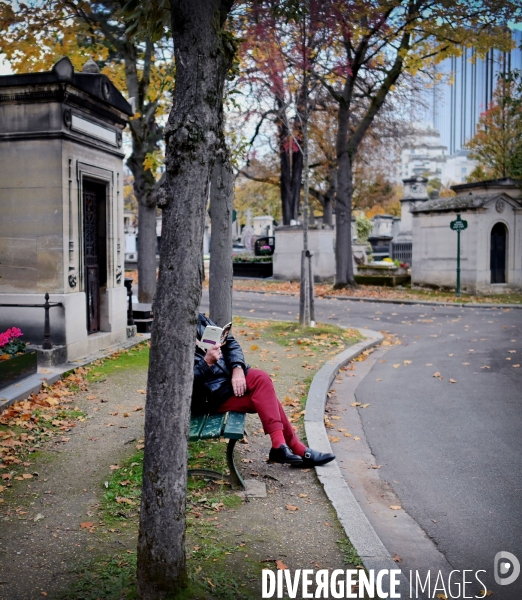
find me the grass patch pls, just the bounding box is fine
[266,321,361,350]
[87,341,150,382]
[336,538,363,567]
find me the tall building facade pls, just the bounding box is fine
[429,28,522,154]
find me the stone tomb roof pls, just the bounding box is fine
[0,56,133,119]
[411,192,522,214]
[411,178,522,214]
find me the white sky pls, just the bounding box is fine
[0,55,13,75]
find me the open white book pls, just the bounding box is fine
[196,322,232,351]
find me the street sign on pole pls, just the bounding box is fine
[450,214,468,297]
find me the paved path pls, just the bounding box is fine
[202,289,522,598]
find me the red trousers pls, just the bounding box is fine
[217,369,299,446]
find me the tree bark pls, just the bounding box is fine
[137,201,157,303]
[124,38,162,303]
[334,101,356,288]
[277,98,293,225]
[137,1,234,597]
[323,163,336,227]
[209,151,234,326]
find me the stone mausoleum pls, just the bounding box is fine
[0,57,133,361]
[411,178,522,293]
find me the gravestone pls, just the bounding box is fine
[0,57,133,362]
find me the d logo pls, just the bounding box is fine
[494,551,520,586]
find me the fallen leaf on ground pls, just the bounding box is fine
[436,595,447,600]
[393,364,400,369]
[449,379,457,384]
[250,345,259,350]
[389,505,402,510]
[133,406,143,411]
[478,590,493,597]
[136,444,145,450]
[22,473,33,479]
[299,493,308,498]
[433,372,441,378]
[137,389,146,394]
[350,402,361,407]
[285,504,298,511]
[116,497,136,505]
[353,436,361,441]
[360,403,370,408]
[110,465,121,470]
[404,360,412,365]
[392,554,402,562]
[370,465,381,469]
[123,413,130,417]
[344,433,352,437]
[328,436,340,443]
[80,522,94,528]
[276,560,288,570]
[514,364,520,368]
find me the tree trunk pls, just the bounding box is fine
[323,163,336,227]
[124,40,162,304]
[137,1,234,597]
[278,100,293,225]
[137,201,157,303]
[128,140,158,303]
[334,102,356,288]
[209,151,234,326]
[290,146,303,222]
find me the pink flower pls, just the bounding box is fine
[0,327,24,349]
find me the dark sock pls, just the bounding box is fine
[269,430,286,448]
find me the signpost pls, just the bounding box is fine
[450,214,468,297]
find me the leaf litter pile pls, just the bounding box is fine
[231,279,522,304]
[0,369,89,500]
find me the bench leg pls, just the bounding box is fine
[226,438,245,490]
[187,468,226,482]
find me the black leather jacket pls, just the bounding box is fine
[191,313,249,415]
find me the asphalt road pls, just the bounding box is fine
[201,289,522,598]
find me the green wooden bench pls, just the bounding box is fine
[189,411,246,489]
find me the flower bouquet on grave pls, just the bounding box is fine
[0,327,27,361]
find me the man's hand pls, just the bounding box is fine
[231,367,247,397]
[204,345,222,366]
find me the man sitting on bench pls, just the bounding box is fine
[192,313,335,468]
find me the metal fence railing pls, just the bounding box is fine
[392,242,413,265]
[0,293,63,349]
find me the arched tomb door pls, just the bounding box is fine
[490,222,507,284]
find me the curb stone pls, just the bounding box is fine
[305,328,423,599]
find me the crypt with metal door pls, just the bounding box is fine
[83,180,108,334]
[0,57,132,362]
[490,222,507,284]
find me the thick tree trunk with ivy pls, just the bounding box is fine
[137,0,234,597]
[209,151,234,326]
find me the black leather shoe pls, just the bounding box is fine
[292,447,335,468]
[268,444,303,465]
